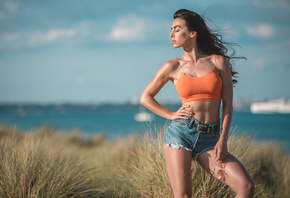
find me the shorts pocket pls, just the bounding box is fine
[171,118,188,128]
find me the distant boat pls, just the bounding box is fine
[250,98,290,114]
[134,105,154,122]
[134,112,153,122]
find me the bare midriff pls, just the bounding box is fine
[184,99,221,125]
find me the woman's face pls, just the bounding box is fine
[170,18,194,48]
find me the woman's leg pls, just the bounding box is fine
[163,145,193,198]
[197,149,255,198]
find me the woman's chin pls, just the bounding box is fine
[172,44,180,49]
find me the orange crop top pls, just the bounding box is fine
[175,58,222,103]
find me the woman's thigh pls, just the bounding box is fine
[163,145,192,195]
[197,149,253,192]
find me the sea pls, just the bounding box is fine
[0,104,290,153]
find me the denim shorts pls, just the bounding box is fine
[164,116,221,160]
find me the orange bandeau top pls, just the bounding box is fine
[175,59,222,103]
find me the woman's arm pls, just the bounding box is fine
[214,55,234,160]
[140,61,192,120]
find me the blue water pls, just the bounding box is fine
[0,104,290,152]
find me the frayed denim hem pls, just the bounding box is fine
[164,142,192,152]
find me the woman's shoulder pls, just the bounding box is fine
[155,59,180,79]
[210,54,226,62]
[160,59,179,72]
[210,54,229,70]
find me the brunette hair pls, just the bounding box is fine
[174,9,245,84]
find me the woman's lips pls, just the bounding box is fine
[172,40,176,44]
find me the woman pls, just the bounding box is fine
[140,9,255,198]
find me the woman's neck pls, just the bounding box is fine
[182,45,203,63]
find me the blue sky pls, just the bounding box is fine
[0,0,289,104]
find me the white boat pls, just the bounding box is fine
[134,111,153,122]
[250,98,290,114]
[134,104,154,122]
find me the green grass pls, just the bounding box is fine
[0,124,289,197]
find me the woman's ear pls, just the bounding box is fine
[190,31,197,38]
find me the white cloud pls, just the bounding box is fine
[254,58,267,69]
[1,32,20,41]
[110,15,145,42]
[30,22,90,44]
[0,22,90,49]
[247,23,275,38]
[109,15,171,43]
[0,1,19,19]
[45,29,77,41]
[76,76,87,86]
[5,1,18,14]
[27,27,78,45]
[252,0,290,11]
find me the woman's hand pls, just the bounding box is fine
[170,104,192,120]
[214,139,228,161]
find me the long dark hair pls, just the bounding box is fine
[174,9,245,84]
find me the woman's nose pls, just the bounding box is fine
[169,32,174,38]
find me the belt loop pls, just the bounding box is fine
[188,117,195,127]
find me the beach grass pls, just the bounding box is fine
[0,124,289,197]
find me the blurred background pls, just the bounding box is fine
[0,0,289,150]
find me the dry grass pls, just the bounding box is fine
[0,123,289,197]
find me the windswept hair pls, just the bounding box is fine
[174,9,246,84]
